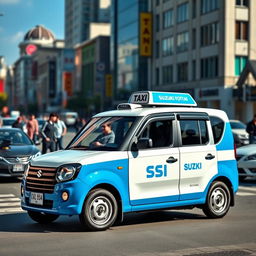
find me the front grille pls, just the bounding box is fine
[26,166,57,194]
[248,168,256,173]
[5,156,30,164]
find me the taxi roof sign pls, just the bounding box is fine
[128,91,197,107]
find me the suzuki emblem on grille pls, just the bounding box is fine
[16,157,20,162]
[37,170,43,178]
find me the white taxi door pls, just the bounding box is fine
[178,116,217,200]
[128,117,180,206]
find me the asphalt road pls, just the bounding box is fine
[0,132,256,256]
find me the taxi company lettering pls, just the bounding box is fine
[146,165,167,178]
[184,162,202,171]
[158,95,189,102]
[134,94,148,102]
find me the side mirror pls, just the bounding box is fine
[137,138,153,150]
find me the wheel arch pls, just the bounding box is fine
[88,183,123,224]
[212,176,235,206]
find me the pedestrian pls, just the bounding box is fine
[246,114,256,144]
[54,114,67,150]
[26,114,39,143]
[41,113,58,154]
[12,116,24,130]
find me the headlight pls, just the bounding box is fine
[56,164,81,183]
[23,164,30,178]
[32,151,41,159]
[245,154,256,161]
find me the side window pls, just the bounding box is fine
[139,119,173,148]
[180,120,209,146]
[209,116,224,144]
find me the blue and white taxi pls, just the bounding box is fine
[21,91,238,231]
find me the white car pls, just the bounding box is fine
[236,144,256,181]
[230,120,249,146]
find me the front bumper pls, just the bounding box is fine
[0,161,27,177]
[21,177,90,215]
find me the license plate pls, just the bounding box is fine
[29,192,43,206]
[13,164,24,172]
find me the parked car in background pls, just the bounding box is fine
[2,117,16,128]
[60,111,78,126]
[230,120,249,146]
[0,128,41,177]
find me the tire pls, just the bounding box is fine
[79,189,118,231]
[202,181,231,218]
[27,210,59,224]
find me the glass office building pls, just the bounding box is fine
[111,0,148,101]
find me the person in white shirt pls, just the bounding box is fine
[54,114,67,150]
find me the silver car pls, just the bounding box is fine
[236,144,256,181]
[230,119,249,146]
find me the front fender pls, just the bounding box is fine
[78,159,131,213]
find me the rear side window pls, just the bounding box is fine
[210,116,224,144]
[180,120,209,146]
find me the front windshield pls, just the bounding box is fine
[0,130,32,145]
[230,121,246,129]
[68,116,136,151]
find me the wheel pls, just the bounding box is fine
[202,181,231,218]
[79,189,118,231]
[27,210,59,224]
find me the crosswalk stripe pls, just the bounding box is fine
[0,198,20,202]
[237,192,255,196]
[239,186,256,192]
[0,202,21,207]
[0,207,24,214]
[0,194,16,198]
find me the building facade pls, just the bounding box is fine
[111,0,256,122]
[65,0,111,48]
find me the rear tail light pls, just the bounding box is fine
[234,142,237,159]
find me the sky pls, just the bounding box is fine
[0,0,64,66]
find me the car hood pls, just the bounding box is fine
[232,129,249,136]
[30,149,127,168]
[237,144,256,156]
[0,145,39,157]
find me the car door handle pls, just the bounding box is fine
[166,156,178,164]
[205,153,215,160]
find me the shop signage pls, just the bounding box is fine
[140,12,152,57]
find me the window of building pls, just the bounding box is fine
[200,56,218,79]
[192,0,197,18]
[177,62,188,82]
[235,21,248,40]
[156,14,160,32]
[155,40,160,58]
[162,36,174,56]
[163,9,173,29]
[236,0,249,7]
[177,2,189,23]
[180,120,209,146]
[192,60,196,80]
[177,31,189,52]
[235,56,247,76]
[201,22,219,47]
[162,65,173,85]
[192,28,196,49]
[156,67,159,86]
[201,0,219,14]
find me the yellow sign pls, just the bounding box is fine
[140,12,152,56]
[105,74,112,97]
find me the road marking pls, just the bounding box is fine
[236,192,255,196]
[239,186,256,192]
[0,194,24,215]
[0,194,16,198]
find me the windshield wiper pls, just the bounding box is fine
[68,145,88,150]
